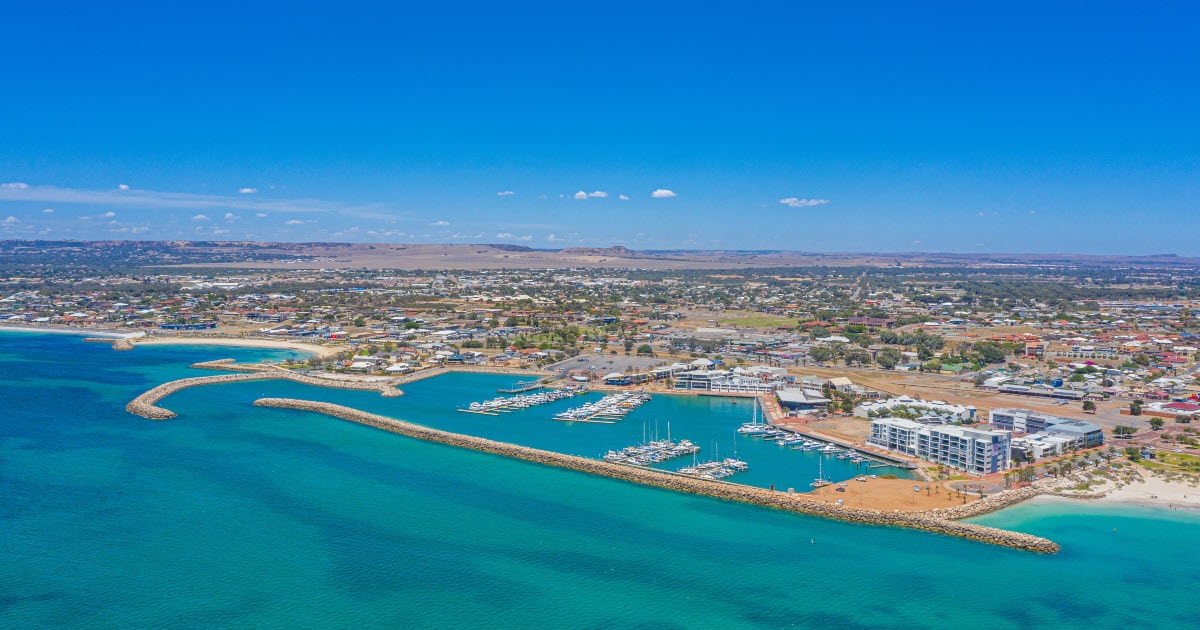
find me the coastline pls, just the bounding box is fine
[130,335,343,358]
[1043,469,1200,511]
[0,324,342,358]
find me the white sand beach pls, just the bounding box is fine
[131,336,344,358]
[1044,468,1200,511]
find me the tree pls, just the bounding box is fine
[810,326,830,339]
[1129,401,1143,416]
[1176,414,1193,424]
[1149,417,1164,430]
[1113,425,1137,438]
[876,347,902,370]
[808,346,834,363]
[636,344,654,356]
[1082,400,1097,413]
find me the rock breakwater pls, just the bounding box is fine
[84,337,134,351]
[126,360,404,419]
[252,397,1060,553]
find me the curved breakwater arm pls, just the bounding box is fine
[125,360,404,420]
[250,397,1061,554]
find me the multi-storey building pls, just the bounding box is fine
[869,418,1010,475]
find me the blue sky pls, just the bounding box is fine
[1,2,1196,254]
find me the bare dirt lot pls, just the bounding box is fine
[806,478,981,511]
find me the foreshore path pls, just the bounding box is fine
[249,397,1061,554]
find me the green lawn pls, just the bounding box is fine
[715,314,796,329]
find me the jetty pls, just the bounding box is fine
[497,380,546,394]
[248,397,1061,554]
[460,386,587,415]
[553,391,651,423]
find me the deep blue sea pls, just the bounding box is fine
[3,331,1200,628]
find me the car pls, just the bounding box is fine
[836,487,846,492]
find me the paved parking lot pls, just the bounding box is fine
[546,354,667,375]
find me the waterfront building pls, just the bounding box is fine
[990,408,1104,461]
[869,418,1010,475]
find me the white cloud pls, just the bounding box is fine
[779,197,829,208]
[650,189,677,198]
[573,191,588,200]
[0,183,394,219]
[42,208,54,213]
[117,184,130,191]
[101,211,116,218]
[496,190,516,196]
[517,234,532,241]
[977,211,986,217]
[2,216,19,224]
[224,212,238,222]
[495,232,515,238]
[618,194,629,201]
[1029,209,1037,215]
[537,194,548,200]
[588,191,608,198]
[1,182,30,190]
[238,187,258,194]
[547,233,558,241]
[285,219,305,225]
[191,214,211,221]
[255,212,268,218]
[429,220,450,227]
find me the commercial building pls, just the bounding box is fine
[868,418,1010,475]
[991,408,1104,462]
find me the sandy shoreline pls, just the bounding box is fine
[131,336,344,358]
[0,324,344,358]
[1039,469,1200,511]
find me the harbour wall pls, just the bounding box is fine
[126,361,405,419]
[250,397,1061,554]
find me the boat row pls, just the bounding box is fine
[554,391,651,421]
[677,458,750,480]
[462,385,587,413]
[602,438,700,466]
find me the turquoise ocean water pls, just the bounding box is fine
[3,331,1200,628]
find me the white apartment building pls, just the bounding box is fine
[869,418,1010,475]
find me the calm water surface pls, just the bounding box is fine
[3,331,1199,629]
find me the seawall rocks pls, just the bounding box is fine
[252,397,1061,554]
[126,361,404,419]
[84,337,135,351]
[126,373,279,419]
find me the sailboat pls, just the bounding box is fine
[810,455,831,488]
[737,396,769,435]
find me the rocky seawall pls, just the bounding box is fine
[126,361,404,419]
[127,373,280,419]
[252,397,1061,553]
[83,337,134,351]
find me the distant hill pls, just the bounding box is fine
[1,239,1197,271]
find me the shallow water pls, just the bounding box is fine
[3,331,1199,628]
